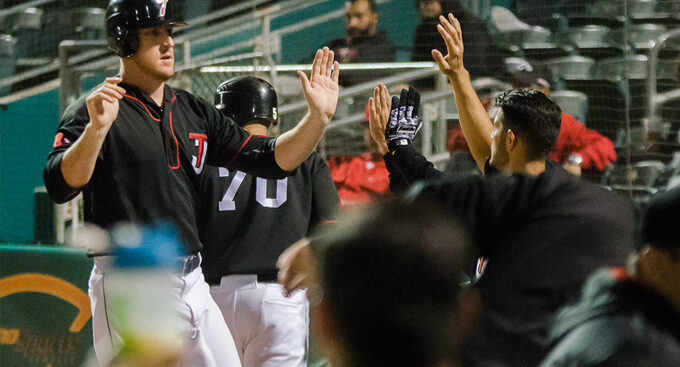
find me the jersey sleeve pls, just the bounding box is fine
[202,101,288,179]
[384,145,446,192]
[43,95,95,204]
[309,153,340,230]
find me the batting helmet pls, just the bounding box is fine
[214,76,279,128]
[106,0,187,58]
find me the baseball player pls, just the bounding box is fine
[197,76,339,367]
[42,0,340,365]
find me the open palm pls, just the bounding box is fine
[299,47,340,122]
[432,13,465,78]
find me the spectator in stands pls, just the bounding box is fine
[315,0,394,86]
[326,0,395,64]
[326,112,390,206]
[448,66,617,176]
[278,200,479,367]
[542,186,680,366]
[412,0,503,80]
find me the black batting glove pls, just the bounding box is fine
[385,86,422,152]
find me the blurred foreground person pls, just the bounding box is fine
[542,186,680,366]
[279,200,479,367]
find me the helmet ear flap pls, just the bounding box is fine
[107,18,138,57]
[120,30,139,57]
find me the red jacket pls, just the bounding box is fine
[447,112,617,170]
[327,153,390,206]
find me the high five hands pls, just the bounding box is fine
[368,83,421,155]
[299,47,340,124]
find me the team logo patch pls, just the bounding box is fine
[189,132,208,174]
[52,132,71,148]
[156,0,167,16]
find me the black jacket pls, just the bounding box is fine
[325,30,396,86]
[385,145,634,366]
[541,267,680,366]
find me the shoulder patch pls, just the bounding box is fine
[52,132,71,148]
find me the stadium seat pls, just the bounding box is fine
[71,7,105,40]
[490,6,530,33]
[0,34,17,96]
[551,90,589,123]
[595,55,648,80]
[603,160,666,197]
[589,0,658,17]
[504,57,533,74]
[12,7,43,59]
[543,56,596,82]
[558,25,626,60]
[610,23,667,50]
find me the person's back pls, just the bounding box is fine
[198,76,339,367]
[541,186,680,366]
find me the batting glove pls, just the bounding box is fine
[386,86,422,152]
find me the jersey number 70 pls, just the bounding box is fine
[217,167,288,211]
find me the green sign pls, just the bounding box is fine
[0,244,93,367]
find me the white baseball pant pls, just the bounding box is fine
[210,275,309,367]
[88,256,242,367]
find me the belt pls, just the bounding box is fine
[208,271,279,286]
[180,254,200,275]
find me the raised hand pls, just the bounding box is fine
[384,86,421,151]
[298,47,340,124]
[432,13,465,78]
[86,77,126,133]
[368,83,391,155]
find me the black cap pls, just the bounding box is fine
[640,186,680,248]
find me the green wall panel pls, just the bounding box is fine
[0,91,60,243]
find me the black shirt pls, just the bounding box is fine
[44,82,287,254]
[197,152,339,285]
[385,145,634,366]
[324,31,396,86]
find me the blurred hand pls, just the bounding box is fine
[368,83,391,155]
[431,13,466,78]
[277,238,319,296]
[562,162,582,176]
[299,47,340,125]
[86,77,125,133]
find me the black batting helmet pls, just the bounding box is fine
[106,0,187,58]
[214,76,279,128]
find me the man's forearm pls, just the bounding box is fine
[274,111,329,171]
[61,123,107,188]
[449,70,493,170]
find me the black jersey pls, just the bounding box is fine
[385,145,634,366]
[44,82,288,254]
[197,151,339,285]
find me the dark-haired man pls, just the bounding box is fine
[320,0,394,85]
[365,13,634,366]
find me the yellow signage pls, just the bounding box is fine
[0,273,91,332]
